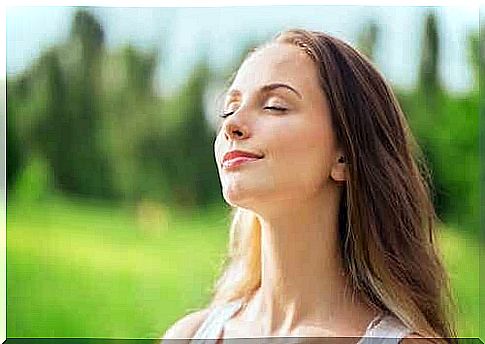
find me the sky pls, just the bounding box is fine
[6,6,479,94]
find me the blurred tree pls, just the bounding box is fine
[42,9,116,198]
[418,11,441,97]
[136,58,220,207]
[468,31,479,89]
[72,9,104,56]
[357,20,379,61]
[7,7,478,227]
[124,45,158,98]
[100,44,162,204]
[34,49,68,193]
[477,22,484,242]
[401,15,482,253]
[7,9,117,200]
[414,10,445,215]
[400,12,480,236]
[172,58,220,206]
[6,88,23,190]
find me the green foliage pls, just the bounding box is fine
[467,31,479,86]
[71,8,104,58]
[161,60,220,206]
[7,9,222,207]
[6,88,24,189]
[8,10,117,200]
[6,9,480,229]
[391,11,480,236]
[419,11,441,96]
[399,89,479,234]
[356,20,379,61]
[10,154,53,203]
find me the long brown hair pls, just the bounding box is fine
[209,29,456,340]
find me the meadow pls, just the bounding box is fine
[7,197,481,339]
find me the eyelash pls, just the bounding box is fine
[219,106,287,118]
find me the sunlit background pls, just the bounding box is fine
[6,5,481,339]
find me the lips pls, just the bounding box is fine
[222,150,264,169]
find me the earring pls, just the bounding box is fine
[338,156,346,163]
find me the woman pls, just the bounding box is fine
[162,29,456,343]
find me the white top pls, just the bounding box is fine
[189,299,413,344]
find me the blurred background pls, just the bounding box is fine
[6,5,481,339]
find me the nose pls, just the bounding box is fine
[223,116,250,141]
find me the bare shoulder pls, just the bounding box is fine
[161,307,212,342]
[401,333,450,344]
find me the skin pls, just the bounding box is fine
[213,42,381,338]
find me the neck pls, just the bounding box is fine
[241,189,374,335]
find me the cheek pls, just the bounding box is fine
[213,132,225,165]
[274,121,329,165]
[270,120,333,187]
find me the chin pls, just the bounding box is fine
[221,175,281,208]
[221,184,262,208]
[222,189,251,208]
[223,190,280,216]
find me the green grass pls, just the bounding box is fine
[7,197,230,338]
[438,228,481,338]
[7,197,481,339]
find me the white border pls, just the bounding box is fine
[1,1,481,343]
[3,0,484,7]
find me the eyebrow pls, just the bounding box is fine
[226,83,302,100]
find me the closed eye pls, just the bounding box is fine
[219,106,287,119]
[219,111,234,119]
[264,106,287,112]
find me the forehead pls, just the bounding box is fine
[228,43,319,98]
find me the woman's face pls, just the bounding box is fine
[214,43,344,211]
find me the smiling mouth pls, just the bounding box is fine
[222,156,263,170]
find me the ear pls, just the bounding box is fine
[330,152,347,183]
